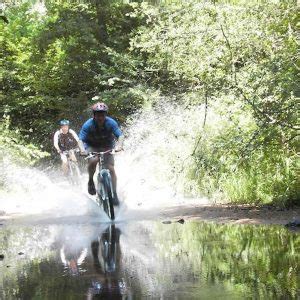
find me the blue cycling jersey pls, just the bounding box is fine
[79,117,122,149]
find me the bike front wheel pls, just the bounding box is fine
[100,173,115,221]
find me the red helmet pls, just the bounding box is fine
[92,102,108,113]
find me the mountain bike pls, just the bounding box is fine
[97,224,120,273]
[86,150,116,220]
[62,149,81,186]
[89,225,128,297]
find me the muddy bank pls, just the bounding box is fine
[1,203,299,227]
[158,204,300,225]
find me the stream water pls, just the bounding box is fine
[0,103,299,299]
[0,218,299,299]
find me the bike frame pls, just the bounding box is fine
[98,151,115,201]
[62,149,81,184]
[99,224,118,273]
[86,150,115,219]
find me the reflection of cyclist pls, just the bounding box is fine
[87,225,127,299]
[53,119,85,175]
[60,246,88,276]
[78,102,124,204]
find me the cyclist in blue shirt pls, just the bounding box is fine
[79,102,124,204]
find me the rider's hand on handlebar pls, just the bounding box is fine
[80,150,88,156]
[114,146,123,152]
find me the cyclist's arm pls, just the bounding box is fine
[78,121,91,153]
[53,131,61,153]
[69,129,80,142]
[109,118,124,151]
[78,140,86,154]
[79,120,91,143]
[115,135,124,151]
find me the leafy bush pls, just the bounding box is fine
[128,1,298,205]
[0,1,298,205]
[0,115,49,165]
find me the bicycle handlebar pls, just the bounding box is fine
[91,149,114,155]
[62,148,80,155]
[84,149,115,160]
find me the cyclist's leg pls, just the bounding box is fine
[87,146,99,195]
[87,158,98,194]
[60,153,68,175]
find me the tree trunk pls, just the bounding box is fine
[94,0,109,44]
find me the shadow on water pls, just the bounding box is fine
[0,221,299,299]
[88,224,130,299]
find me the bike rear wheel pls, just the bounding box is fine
[69,161,81,186]
[100,173,115,220]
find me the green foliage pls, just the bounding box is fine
[0,115,49,165]
[219,149,298,204]
[152,222,300,299]
[130,1,298,139]
[0,0,298,205]
[0,1,145,146]
[181,99,299,205]
[128,0,299,205]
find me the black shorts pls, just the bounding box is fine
[86,146,114,167]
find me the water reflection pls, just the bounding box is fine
[60,245,88,276]
[58,225,91,277]
[88,224,130,299]
[0,221,299,299]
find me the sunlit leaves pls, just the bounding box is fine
[0,116,49,167]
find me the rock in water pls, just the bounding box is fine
[162,221,172,224]
[285,220,300,227]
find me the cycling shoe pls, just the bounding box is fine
[88,180,96,195]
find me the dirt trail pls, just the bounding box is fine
[1,204,299,226]
[158,204,300,225]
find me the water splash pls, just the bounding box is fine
[0,157,89,217]
[117,102,209,210]
[0,102,210,219]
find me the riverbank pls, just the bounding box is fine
[1,203,299,227]
[158,204,300,225]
